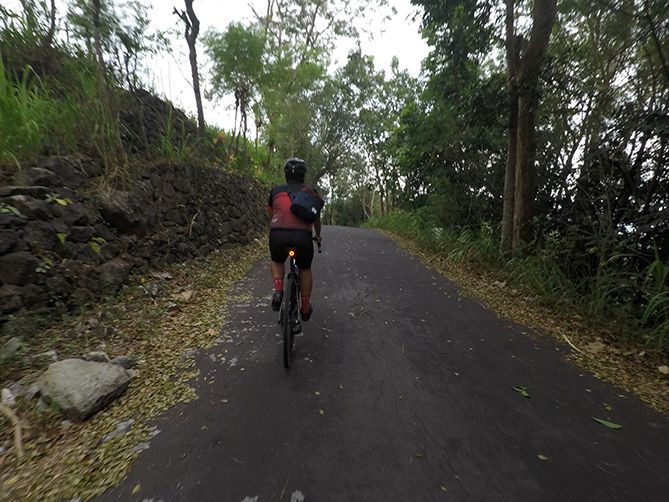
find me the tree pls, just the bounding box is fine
[204,23,265,154]
[501,0,557,254]
[174,0,205,135]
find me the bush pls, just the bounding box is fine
[367,209,669,352]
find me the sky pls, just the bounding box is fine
[146,0,430,129]
[5,0,429,129]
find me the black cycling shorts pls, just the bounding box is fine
[269,229,314,269]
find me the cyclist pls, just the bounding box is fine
[267,158,323,321]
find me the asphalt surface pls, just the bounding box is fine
[98,226,669,502]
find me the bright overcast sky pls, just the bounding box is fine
[148,0,429,129]
[7,0,429,130]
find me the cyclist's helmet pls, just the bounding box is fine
[284,158,307,179]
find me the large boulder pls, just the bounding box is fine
[38,359,131,420]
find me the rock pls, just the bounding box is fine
[50,202,98,226]
[0,251,39,285]
[37,157,87,188]
[36,397,50,412]
[0,337,23,360]
[98,258,131,292]
[8,381,24,399]
[0,229,19,253]
[127,369,139,379]
[110,355,136,369]
[0,286,23,315]
[22,220,56,251]
[38,359,131,420]
[33,350,58,365]
[25,167,59,186]
[69,287,92,306]
[6,194,51,219]
[26,384,41,400]
[0,185,50,198]
[659,365,669,375]
[1,388,16,406]
[83,351,110,363]
[68,225,97,243]
[98,190,146,235]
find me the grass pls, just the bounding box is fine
[366,210,669,353]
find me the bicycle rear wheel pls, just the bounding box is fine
[282,276,294,369]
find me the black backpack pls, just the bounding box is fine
[290,187,323,223]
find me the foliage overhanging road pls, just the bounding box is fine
[98,227,669,502]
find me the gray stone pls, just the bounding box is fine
[7,195,51,219]
[0,185,50,198]
[110,355,136,369]
[38,359,131,420]
[0,286,23,315]
[98,190,146,235]
[83,351,110,363]
[0,229,19,254]
[68,225,97,243]
[98,258,131,292]
[0,337,23,360]
[25,167,59,186]
[1,388,16,406]
[0,251,39,285]
[26,384,41,399]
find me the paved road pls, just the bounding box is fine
[99,226,669,502]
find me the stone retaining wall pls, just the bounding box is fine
[0,156,266,324]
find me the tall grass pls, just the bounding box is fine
[367,210,669,352]
[0,57,56,170]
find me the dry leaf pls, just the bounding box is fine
[659,366,669,375]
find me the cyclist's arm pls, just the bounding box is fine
[314,215,322,242]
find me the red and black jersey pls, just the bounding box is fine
[268,182,321,232]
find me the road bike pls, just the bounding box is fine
[280,239,321,369]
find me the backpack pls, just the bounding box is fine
[290,187,323,223]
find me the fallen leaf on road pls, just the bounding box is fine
[603,403,613,411]
[150,271,173,280]
[512,386,530,398]
[440,485,448,492]
[659,365,669,375]
[172,290,194,302]
[415,453,424,458]
[314,391,320,396]
[592,417,622,429]
[537,454,549,461]
[319,409,324,415]
[207,328,217,335]
[132,484,141,495]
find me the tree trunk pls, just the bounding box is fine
[174,1,205,136]
[503,0,557,255]
[42,0,57,50]
[501,24,521,252]
[512,92,538,250]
